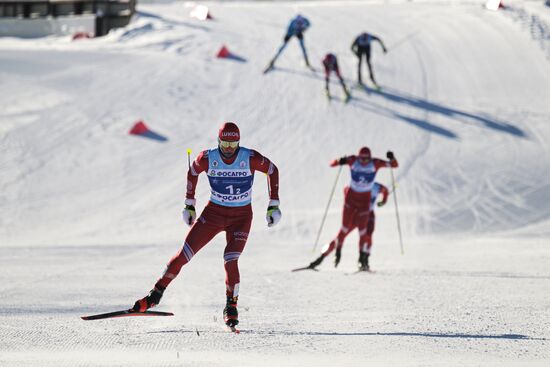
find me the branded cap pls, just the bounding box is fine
[218,122,240,142]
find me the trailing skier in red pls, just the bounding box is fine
[345,181,389,271]
[130,122,281,331]
[322,53,351,102]
[307,147,397,271]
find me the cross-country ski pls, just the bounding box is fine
[81,310,174,321]
[2,0,549,366]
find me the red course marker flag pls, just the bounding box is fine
[217,45,231,58]
[129,120,149,135]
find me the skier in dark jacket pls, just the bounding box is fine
[351,32,387,87]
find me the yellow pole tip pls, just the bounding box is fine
[186,149,192,154]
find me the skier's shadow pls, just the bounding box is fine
[131,130,169,142]
[371,86,526,138]
[350,93,458,139]
[223,54,248,63]
[349,86,527,140]
[269,66,325,82]
[239,330,545,340]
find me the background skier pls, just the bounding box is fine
[322,53,351,102]
[308,148,397,271]
[359,182,389,270]
[265,14,312,73]
[351,32,387,87]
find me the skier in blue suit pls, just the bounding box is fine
[264,15,312,73]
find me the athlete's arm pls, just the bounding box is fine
[379,184,389,204]
[351,37,359,54]
[373,157,398,170]
[373,35,387,52]
[330,155,354,167]
[186,150,209,200]
[250,150,279,200]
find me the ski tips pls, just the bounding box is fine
[291,266,319,272]
[81,309,174,320]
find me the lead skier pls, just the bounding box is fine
[308,148,397,271]
[131,122,281,330]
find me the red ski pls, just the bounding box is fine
[81,309,174,320]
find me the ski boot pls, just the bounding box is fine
[131,285,165,312]
[358,252,370,272]
[334,247,342,268]
[224,296,239,328]
[308,254,325,270]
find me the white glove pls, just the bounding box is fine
[266,199,281,228]
[182,198,196,227]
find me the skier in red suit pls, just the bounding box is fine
[131,122,281,329]
[360,182,390,271]
[308,147,397,271]
[322,53,351,101]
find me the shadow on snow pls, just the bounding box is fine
[240,330,545,340]
[269,66,527,140]
[373,86,527,139]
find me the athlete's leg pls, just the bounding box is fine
[358,210,373,254]
[365,46,377,84]
[325,68,331,92]
[223,213,253,298]
[357,209,372,269]
[335,68,349,96]
[357,52,363,84]
[365,211,375,254]
[322,202,356,256]
[270,35,291,65]
[133,206,224,312]
[297,33,310,66]
[155,206,223,289]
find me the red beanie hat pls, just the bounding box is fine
[218,122,240,142]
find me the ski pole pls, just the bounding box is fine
[312,165,343,253]
[389,166,404,255]
[187,148,192,169]
[386,30,420,52]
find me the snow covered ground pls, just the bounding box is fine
[1,0,549,366]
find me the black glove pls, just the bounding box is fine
[338,156,347,165]
[386,151,395,161]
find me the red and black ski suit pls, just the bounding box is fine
[322,53,348,95]
[154,147,279,298]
